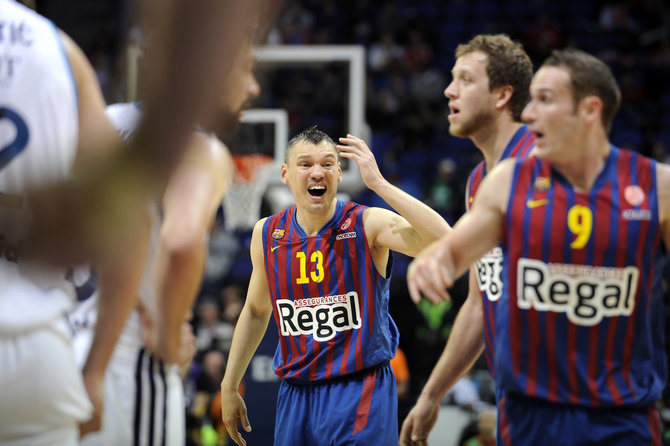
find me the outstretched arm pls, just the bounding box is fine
[407,158,515,304]
[399,271,485,445]
[55,30,152,437]
[220,219,274,446]
[337,134,451,257]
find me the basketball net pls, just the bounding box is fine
[223,154,274,231]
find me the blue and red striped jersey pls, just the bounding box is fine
[497,146,666,407]
[262,199,399,382]
[465,125,535,376]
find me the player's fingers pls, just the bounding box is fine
[407,279,423,304]
[411,422,428,443]
[241,411,252,432]
[399,417,413,445]
[224,424,246,446]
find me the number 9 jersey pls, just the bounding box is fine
[499,146,666,407]
[262,199,399,382]
[0,0,79,332]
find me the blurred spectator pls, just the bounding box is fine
[391,347,411,399]
[428,158,458,220]
[201,212,239,293]
[221,283,245,328]
[369,31,405,72]
[194,297,234,354]
[459,409,496,446]
[525,14,564,63]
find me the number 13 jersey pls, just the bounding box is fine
[262,199,399,382]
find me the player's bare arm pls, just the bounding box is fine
[400,271,485,445]
[407,158,514,304]
[657,162,670,249]
[153,132,232,363]
[221,218,274,446]
[56,30,154,436]
[338,135,451,258]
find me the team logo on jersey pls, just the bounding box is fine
[276,292,362,342]
[517,258,638,326]
[272,228,285,239]
[533,176,551,191]
[474,247,503,301]
[624,185,645,207]
[340,218,352,231]
[336,232,357,240]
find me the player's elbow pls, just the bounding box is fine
[160,229,206,265]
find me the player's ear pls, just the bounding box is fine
[281,163,289,184]
[495,85,514,111]
[580,95,602,126]
[337,162,342,183]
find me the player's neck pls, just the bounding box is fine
[474,118,524,173]
[295,199,338,236]
[553,136,610,192]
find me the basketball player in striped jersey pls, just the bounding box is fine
[76,32,260,446]
[220,127,452,445]
[400,34,534,445]
[0,1,149,444]
[408,49,669,445]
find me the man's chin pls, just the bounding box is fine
[216,119,242,145]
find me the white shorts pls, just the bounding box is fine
[0,317,93,446]
[81,346,185,446]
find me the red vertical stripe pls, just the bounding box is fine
[482,297,495,376]
[616,151,637,401]
[524,196,546,396]
[348,208,364,372]
[352,370,377,435]
[545,168,565,402]
[323,233,337,380]
[507,161,533,379]
[498,394,513,446]
[306,235,320,381]
[648,406,662,446]
[286,222,307,377]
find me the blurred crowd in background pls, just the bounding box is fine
[30,0,670,444]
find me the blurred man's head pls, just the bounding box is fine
[539,49,620,132]
[521,50,619,162]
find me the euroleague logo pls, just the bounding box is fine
[340,218,352,231]
[624,185,645,206]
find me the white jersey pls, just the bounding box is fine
[77,102,185,446]
[72,102,162,358]
[0,0,79,333]
[107,102,163,357]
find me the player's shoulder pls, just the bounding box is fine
[2,0,44,23]
[185,130,232,172]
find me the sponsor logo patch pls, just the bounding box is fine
[276,292,361,341]
[336,232,357,240]
[517,258,638,326]
[474,247,504,301]
[621,209,651,221]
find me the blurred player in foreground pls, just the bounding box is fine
[75,25,261,446]
[0,1,149,443]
